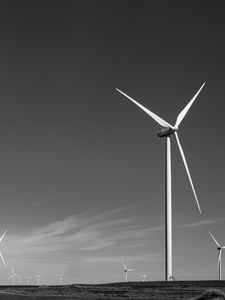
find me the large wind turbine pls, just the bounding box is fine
[208,231,225,280]
[122,262,134,282]
[116,83,205,281]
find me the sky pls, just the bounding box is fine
[0,0,224,284]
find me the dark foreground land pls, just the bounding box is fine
[0,281,224,300]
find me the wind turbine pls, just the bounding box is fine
[57,273,64,285]
[140,273,147,281]
[25,275,32,285]
[208,231,225,280]
[35,274,41,286]
[0,229,7,267]
[9,268,19,285]
[122,262,134,282]
[116,83,205,281]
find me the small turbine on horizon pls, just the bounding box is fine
[116,83,205,281]
[35,274,42,286]
[9,268,19,286]
[122,262,134,282]
[208,231,225,280]
[57,273,64,285]
[25,275,32,285]
[140,274,147,281]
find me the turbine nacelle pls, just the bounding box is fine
[157,127,178,138]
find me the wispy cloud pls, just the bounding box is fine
[180,217,225,228]
[81,253,159,267]
[3,210,160,269]
[31,199,49,207]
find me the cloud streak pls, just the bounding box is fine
[4,210,160,269]
[180,217,225,228]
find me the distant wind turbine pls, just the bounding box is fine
[116,83,205,281]
[57,273,64,285]
[122,262,134,282]
[208,231,225,280]
[35,274,41,286]
[9,268,19,286]
[25,275,32,285]
[0,229,7,267]
[140,274,147,281]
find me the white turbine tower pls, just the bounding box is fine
[116,83,205,281]
[35,274,41,286]
[122,262,134,282]
[208,231,225,280]
[25,275,32,285]
[0,229,7,267]
[9,268,19,285]
[57,273,64,285]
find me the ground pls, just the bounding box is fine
[0,281,224,299]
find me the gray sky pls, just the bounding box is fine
[0,0,224,284]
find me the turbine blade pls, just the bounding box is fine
[208,231,221,247]
[0,229,7,243]
[128,269,135,272]
[122,262,127,270]
[174,132,201,213]
[175,83,205,127]
[0,252,7,267]
[116,88,173,128]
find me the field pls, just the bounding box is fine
[0,281,224,299]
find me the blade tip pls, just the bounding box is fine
[201,82,206,89]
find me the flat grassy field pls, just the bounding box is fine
[0,281,224,299]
